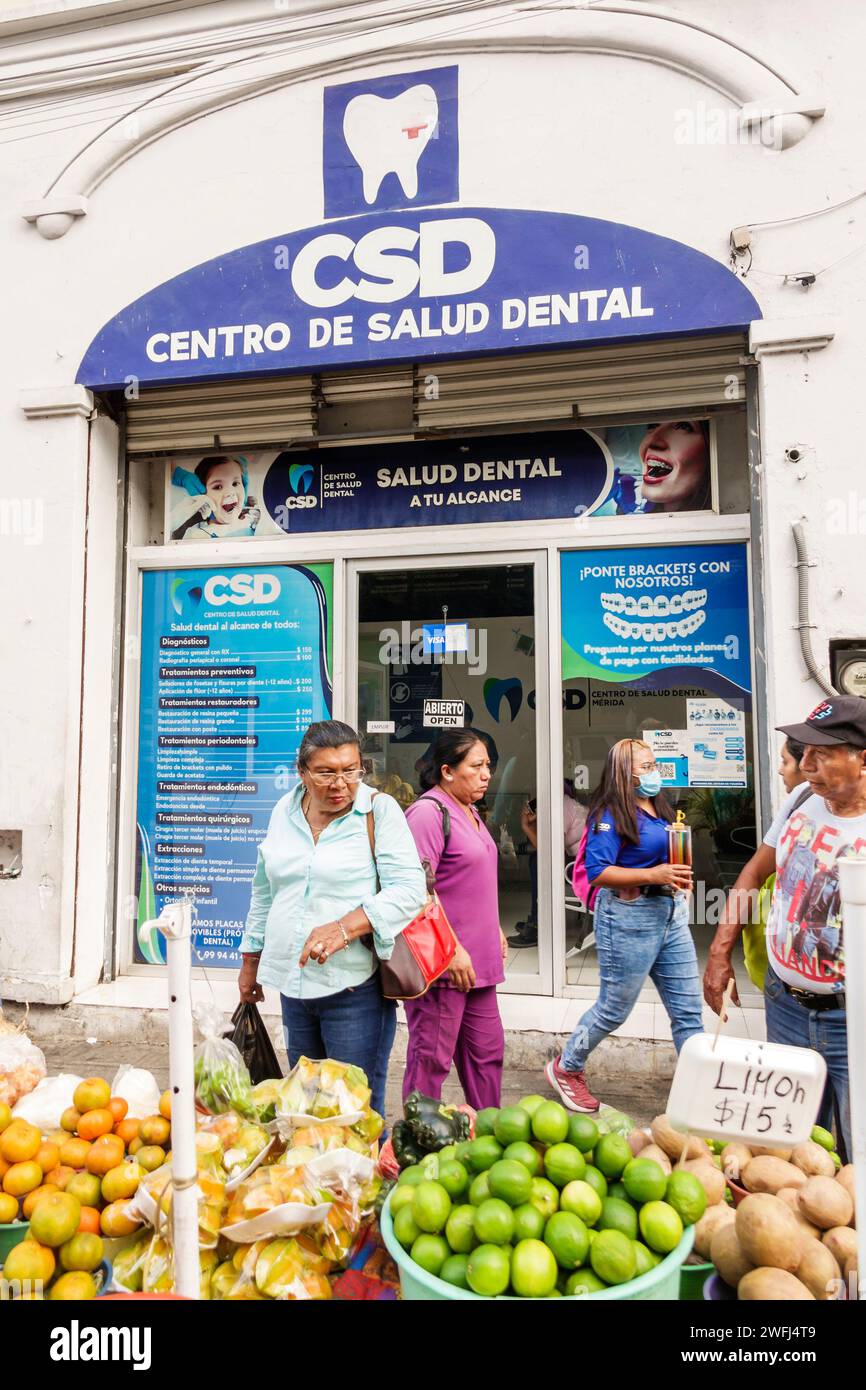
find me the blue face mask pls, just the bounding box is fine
[637,770,662,798]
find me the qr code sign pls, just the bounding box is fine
[658,763,675,780]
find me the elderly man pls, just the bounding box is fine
[704,696,866,1159]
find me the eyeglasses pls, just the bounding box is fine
[634,761,659,773]
[305,768,365,786]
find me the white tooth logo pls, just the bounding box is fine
[343,84,438,205]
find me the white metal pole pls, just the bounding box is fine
[158,899,200,1301]
[837,859,866,1300]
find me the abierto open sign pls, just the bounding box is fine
[666,1034,827,1147]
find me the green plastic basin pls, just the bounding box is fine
[380,1192,694,1301]
[679,1259,714,1300]
[0,1221,30,1263]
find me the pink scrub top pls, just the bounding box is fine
[406,789,505,989]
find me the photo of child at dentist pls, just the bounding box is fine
[170,455,262,540]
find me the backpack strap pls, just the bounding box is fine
[791,784,813,813]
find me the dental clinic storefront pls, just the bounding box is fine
[10,1,843,1044]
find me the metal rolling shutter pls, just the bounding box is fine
[124,376,317,454]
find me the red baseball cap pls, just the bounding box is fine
[777,695,866,748]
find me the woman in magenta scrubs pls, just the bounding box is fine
[403,730,508,1108]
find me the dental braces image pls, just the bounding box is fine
[599,587,707,616]
[603,608,707,640]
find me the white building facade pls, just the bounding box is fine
[0,0,861,1046]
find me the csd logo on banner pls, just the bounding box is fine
[204,574,281,606]
[484,677,523,723]
[169,577,203,616]
[323,65,459,218]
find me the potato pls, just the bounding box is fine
[742,1156,806,1196]
[749,1145,793,1160]
[798,1176,854,1230]
[720,1142,752,1184]
[693,1203,736,1260]
[710,1224,754,1288]
[795,1236,841,1300]
[735,1193,802,1272]
[738,1268,815,1301]
[791,1141,836,1179]
[639,1143,672,1176]
[683,1158,727,1206]
[822,1226,858,1267]
[776,1187,821,1240]
[627,1129,650,1157]
[836,1164,856,1224]
[650,1115,709,1162]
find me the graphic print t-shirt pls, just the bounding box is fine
[766,793,866,993]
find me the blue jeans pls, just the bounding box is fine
[280,972,397,1119]
[562,887,703,1071]
[764,969,850,1161]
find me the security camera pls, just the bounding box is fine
[785,446,804,464]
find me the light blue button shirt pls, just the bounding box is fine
[240,781,426,999]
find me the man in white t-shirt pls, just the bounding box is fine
[704,695,866,1159]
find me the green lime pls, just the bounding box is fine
[502,1141,543,1177]
[439,1253,471,1289]
[631,1241,656,1277]
[466,1136,504,1172]
[412,1181,452,1234]
[473,1198,515,1246]
[565,1268,607,1296]
[468,1172,491,1206]
[582,1165,608,1201]
[586,1228,598,1245]
[608,1182,629,1204]
[466,1243,511,1297]
[598,1197,638,1241]
[543,1210,589,1270]
[531,1100,570,1146]
[623,1157,669,1205]
[547,1289,563,1298]
[510,1239,558,1297]
[590,1228,636,1285]
[436,1159,470,1201]
[593,1133,632,1180]
[811,1125,835,1153]
[567,1114,600,1153]
[437,1144,458,1162]
[832,1151,841,1170]
[664,1170,707,1226]
[559,1180,603,1227]
[487,1159,533,1208]
[397,1165,426,1187]
[390,1184,418,1216]
[410,1233,449,1276]
[393,1205,422,1249]
[512,1202,546,1242]
[454,1140,474,1165]
[518,1094,547,1116]
[445,1204,478,1254]
[543,1142,586,1188]
[493,1105,532,1147]
[638,1200,684,1254]
[474,1108,500,1138]
[528,1176,559,1221]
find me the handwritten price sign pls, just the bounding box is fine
[667,1035,827,1146]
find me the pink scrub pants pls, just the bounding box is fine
[403,983,504,1110]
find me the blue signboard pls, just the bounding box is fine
[561,543,752,698]
[77,207,761,389]
[261,430,611,532]
[134,564,332,968]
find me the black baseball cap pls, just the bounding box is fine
[777,695,866,748]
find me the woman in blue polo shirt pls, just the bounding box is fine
[546,738,703,1113]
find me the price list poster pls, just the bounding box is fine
[133,564,333,966]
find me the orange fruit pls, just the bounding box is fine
[3,1160,43,1197]
[0,1191,20,1222]
[100,1199,142,1237]
[0,1120,41,1164]
[59,1231,104,1273]
[60,1107,81,1133]
[0,1156,10,1180]
[136,1145,166,1173]
[29,1191,81,1247]
[128,1137,143,1155]
[2,1238,55,1286]
[43,1165,76,1192]
[0,1102,13,1133]
[85,1134,125,1176]
[23,1184,60,1219]
[78,1206,102,1234]
[108,1097,129,1123]
[35,1142,60,1173]
[114,1118,140,1147]
[159,1090,172,1120]
[66,1170,102,1206]
[73,1078,111,1114]
[101,1161,143,1204]
[78,1109,114,1142]
[58,1136,91,1170]
[139,1115,171,1147]
[50,1270,97,1300]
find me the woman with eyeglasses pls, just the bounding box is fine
[546,738,703,1114]
[238,719,426,1118]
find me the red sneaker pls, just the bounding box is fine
[545,1056,600,1113]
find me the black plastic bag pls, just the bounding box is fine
[225,1002,282,1085]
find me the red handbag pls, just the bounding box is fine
[362,797,457,1000]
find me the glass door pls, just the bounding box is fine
[347,552,551,995]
